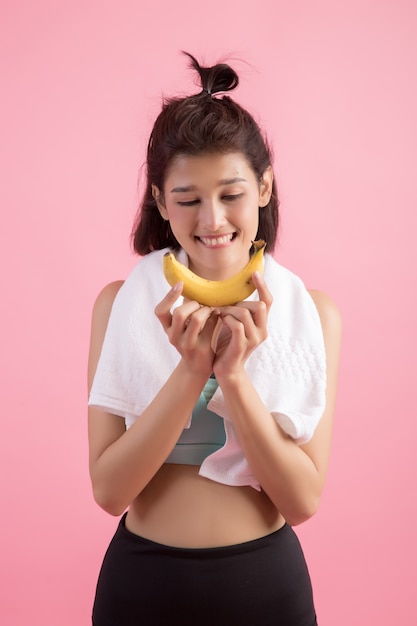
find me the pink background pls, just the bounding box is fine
[1,1,416,624]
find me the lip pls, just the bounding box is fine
[196,233,236,248]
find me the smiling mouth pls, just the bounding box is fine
[197,233,236,247]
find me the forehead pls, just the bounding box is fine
[164,152,256,187]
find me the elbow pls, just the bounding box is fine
[92,484,128,517]
[282,495,321,527]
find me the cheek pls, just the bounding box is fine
[165,206,194,231]
[165,204,181,221]
[236,195,260,220]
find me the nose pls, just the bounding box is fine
[200,198,226,231]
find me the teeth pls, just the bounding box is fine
[199,234,233,247]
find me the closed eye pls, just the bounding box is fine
[223,194,243,201]
[177,193,243,207]
[177,199,200,207]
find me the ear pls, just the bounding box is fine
[258,166,274,208]
[152,184,169,220]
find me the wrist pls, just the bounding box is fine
[214,367,249,390]
[176,359,212,384]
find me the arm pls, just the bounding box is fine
[87,281,217,516]
[213,275,342,526]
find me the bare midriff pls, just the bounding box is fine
[125,464,286,548]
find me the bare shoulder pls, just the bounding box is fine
[88,280,124,390]
[297,290,342,479]
[307,290,342,421]
[308,289,342,338]
[307,290,342,390]
[88,281,127,477]
[92,280,125,322]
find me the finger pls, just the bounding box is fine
[218,314,247,346]
[218,307,254,333]
[168,300,209,334]
[210,316,223,353]
[251,271,273,309]
[196,310,219,348]
[219,304,267,342]
[154,282,183,329]
[181,305,216,336]
[235,299,268,328]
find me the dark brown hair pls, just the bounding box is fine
[132,53,279,254]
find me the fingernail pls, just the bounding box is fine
[172,281,183,293]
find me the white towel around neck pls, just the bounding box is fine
[89,247,326,490]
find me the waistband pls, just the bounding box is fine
[117,512,292,558]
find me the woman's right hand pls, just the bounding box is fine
[154,282,218,377]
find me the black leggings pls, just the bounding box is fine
[92,513,317,626]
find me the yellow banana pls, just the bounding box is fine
[163,240,266,307]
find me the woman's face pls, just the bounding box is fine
[153,152,273,280]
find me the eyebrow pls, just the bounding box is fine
[170,177,247,193]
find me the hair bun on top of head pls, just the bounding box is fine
[182,51,239,96]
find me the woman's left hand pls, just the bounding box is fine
[212,271,272,380]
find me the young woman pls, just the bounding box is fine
[88,53,342,626]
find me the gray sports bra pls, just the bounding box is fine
[165,377,226,465]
